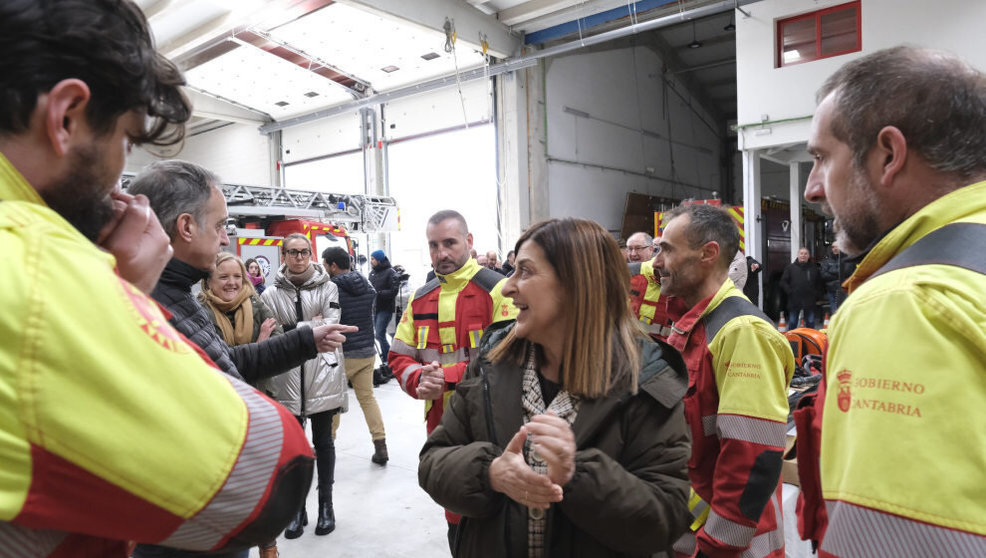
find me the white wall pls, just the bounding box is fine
[736,0,986,150]
[125,122,272,185]
[543,45,724,232]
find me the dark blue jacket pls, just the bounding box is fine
[369,258,398,313]
[331,270,378,358]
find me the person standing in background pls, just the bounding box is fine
[323,246,389,466]
[245,257,267,295]
[780,248,824,328]
[819,245,854,313]
[369,249,398,383]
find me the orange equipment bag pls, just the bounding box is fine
[784,327,827,365]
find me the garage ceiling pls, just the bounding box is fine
[139,0,739,128]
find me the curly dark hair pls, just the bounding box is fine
[0,0,191,146]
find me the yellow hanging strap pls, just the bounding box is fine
[688,489,711,531]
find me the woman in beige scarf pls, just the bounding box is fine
[198,252,281,558]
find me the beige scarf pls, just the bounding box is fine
[284,263,316,287]
[200,286,255,346]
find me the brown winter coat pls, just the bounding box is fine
[419,321,692,557]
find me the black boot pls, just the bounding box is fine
[283,507,306,539]
[315,490,335,535]
[371,438,389,465]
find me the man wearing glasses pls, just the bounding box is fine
[628,231,671,339]
[626,231,655,263]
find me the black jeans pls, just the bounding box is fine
[297,410,338,497]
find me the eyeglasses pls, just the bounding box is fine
[286,249,311,258]
[627,246,651,253]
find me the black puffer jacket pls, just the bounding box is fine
[419,321,691,557]
[779,259,824,312]
[152,258,318,383]
[369,258,398,313]
[819,253,857,293]
[330,270,377,358]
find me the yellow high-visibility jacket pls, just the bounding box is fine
[0,154,313,556]
[820,181,986,556]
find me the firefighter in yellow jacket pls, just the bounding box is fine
[389,210,515,534]
[655,204,793,558]
[0,2,328,554]
[801,46,986,555]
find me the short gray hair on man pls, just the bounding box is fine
[627,231,654,246]
[819,46,986,182]
[128,160,220,240]
[663,204,739,270]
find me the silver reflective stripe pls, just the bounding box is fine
[716,414,786,447]
[692,498,710,521]
[702,414,717,437]
[823,500,986,557]
[741,492,784,558]
[705,510,757,548]
[161,380,284,550]
[0,522,65,556]
[439,348,468,366]
[742,527,784,558]
[389,338,418,357]
[672,531,696,555]
[400,364,422,392]
[418,348,441,364]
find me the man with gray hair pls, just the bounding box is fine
[655,204,793,558]
[798,46,986,555]
[129,160,353,384]
[626,231,655,263]
[129,160,356,558]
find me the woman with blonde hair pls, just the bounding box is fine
[198,251,281,558]
[200,252,279,347]
[420,218,692,557]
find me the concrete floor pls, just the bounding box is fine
[251,380,450,558]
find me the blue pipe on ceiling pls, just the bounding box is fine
[524,0,682,45]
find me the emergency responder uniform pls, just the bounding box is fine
[0,155,314,556]
[806,182,986,556]
[629,259,672,339]
[389,257,516,434]
[666,281,794,558]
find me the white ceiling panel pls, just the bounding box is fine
[185,44,354,120]
[269,3,488,93]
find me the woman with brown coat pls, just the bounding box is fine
[420,218,692,557]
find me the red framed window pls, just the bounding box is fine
[777,1,861,68]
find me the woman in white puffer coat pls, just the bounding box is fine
[261,233,347,540]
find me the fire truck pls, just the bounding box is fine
[121,175,399,285]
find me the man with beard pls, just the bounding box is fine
[388,209,516,549]
[797,46,986,555]
[654,204,793,558]
[0,0,318,555]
